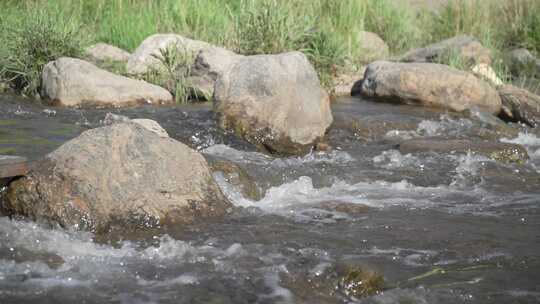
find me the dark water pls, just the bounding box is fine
[1,95,540,303]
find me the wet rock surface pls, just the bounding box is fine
[360,61,502,114]
[214,51,333,155]
[207,157,262,201]
[41,57,173,107]
[3,123,231,233]
[498,84,540,128]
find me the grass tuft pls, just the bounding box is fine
[0,5,87,96]
[144,45,195,104]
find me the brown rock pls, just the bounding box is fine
[498,84,540,128]
[85,43,131,63]
[214,52,333,155]
[3,123,231,233]
[360,61,502,114]
[358,31,389,64]
[401,35,491,65]
[41,58,173,107]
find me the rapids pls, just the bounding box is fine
[1,95,539,303]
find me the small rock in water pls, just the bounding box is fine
[339,265,385,299]
[317,201,370,215]
[0,246,65,269]
[207,158,261,201]
[398,138,529,163]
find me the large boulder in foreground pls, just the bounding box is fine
[3,122,231,233]
[126,33,211,75]
[360,61,502,114]
[213,51,333,155]
[401,35,491,65]
[41,57,173,107]
[498,84,540,128]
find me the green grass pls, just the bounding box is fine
[0,3,87,96]
[0,0,539,99]
[143,44,197,104]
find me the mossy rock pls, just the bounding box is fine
[339,265,385,298]
[281,263,385,302]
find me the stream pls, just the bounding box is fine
[0,94,539,303]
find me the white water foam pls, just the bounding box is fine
[215,174,504,222]
[372,150,426,170]
[204,144,354,167]
[385,115,474,140]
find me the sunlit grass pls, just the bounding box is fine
[0,0,538,98]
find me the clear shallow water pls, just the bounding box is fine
[1,95,539,303]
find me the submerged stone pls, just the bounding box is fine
[340,266,385,298]
[398,138,529,163]
[207,158,262,201]
[316,201,371,215]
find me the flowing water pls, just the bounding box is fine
[1,95,539,303]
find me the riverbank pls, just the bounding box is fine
[1,0,539,99]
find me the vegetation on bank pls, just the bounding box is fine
[0,0,539,99]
